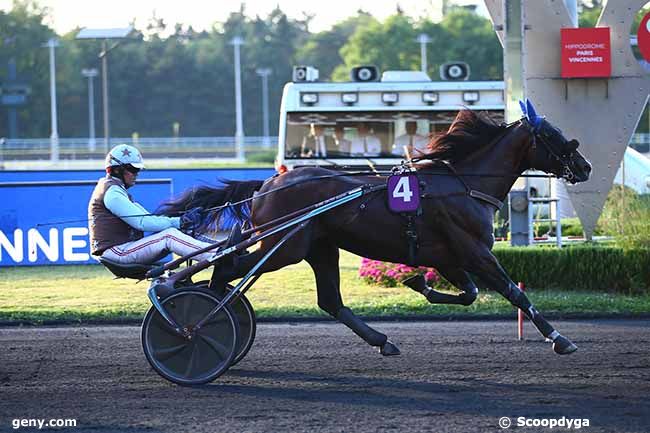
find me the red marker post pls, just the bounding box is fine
[517,282,526,340]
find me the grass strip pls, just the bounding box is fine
[2,252,649,324]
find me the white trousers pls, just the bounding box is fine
[101,228,217,264]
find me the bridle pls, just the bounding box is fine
[523,118,577,182]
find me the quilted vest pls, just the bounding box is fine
[88,176,144,255]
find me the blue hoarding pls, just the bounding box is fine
[0,168,274,266]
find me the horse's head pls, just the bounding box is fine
[520,99,592,184]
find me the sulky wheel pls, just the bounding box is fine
[141,289,240,386]
[226,285,256,366]
[194,281,257,366]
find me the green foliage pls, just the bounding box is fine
[579,1,603,27]
[493,245,650,294]
[334,10,501,82]
[296,12,376,80]
[598,187,650,250]
[2,4,500,138]
[2,250,650,323]
[246,149,276,164]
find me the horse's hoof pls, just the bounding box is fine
[552,335,578,355]
[379,340,401,356]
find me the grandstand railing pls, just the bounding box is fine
[0,136,277,160]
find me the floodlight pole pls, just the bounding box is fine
[256,67,272,148]
[231,36,245,161]
[100,40,110,153]
[82,68,98,152]
[416,34,432,73]
[45,38,59,162]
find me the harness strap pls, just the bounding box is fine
[469,190,504,211]
[437,160,504,211]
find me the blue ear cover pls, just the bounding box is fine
[525,98,543,131]
[519,100,527,117]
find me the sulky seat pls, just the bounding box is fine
[98,257,158,280]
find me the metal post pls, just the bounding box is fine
[46,39,59,162]
[82,68,98,153]
[231,36,245,161]
[101,40,110,153]
[564,0,578,27]
[256,68,272,148]
[416,34,432,73]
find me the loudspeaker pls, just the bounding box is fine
[351,65,379,82]
[440,62,470,81]
[292,66,319,82]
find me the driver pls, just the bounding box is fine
[88,144,215,265]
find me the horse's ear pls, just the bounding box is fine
[526,98,544,130]
[519,100,527,117]
[526,99,538,118]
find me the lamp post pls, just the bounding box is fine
[416,33,432,73]
[255,67,272,148]
[76,27,133,154]
[230,36,245,161]
[82,68,98,152]
[44,38,59,162]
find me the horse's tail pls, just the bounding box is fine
[156,179,264,234]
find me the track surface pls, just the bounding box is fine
[1,320,649,433]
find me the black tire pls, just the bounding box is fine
[141,289,239,385]
[194,281,257,366]
[229,290,256,366]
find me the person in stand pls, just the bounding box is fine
[331,124,351,155]
[88,144,214,265]
[392,121,429,159]
[349,123,381,157]
[300,124,331,157]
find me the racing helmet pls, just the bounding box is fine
[105,144,145,170]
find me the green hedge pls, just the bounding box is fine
[492,246,650,294]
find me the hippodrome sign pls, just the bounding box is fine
[561,27,611,78]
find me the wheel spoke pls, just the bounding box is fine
[183,343,199,378]
[153,317,183,338]
[180,294,194,323]
[153,343,188,362]
[199,333,230,360]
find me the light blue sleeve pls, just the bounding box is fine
[104,185,181,232]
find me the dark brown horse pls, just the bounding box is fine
[160,103,591,357]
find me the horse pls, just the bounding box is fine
[158,100,592,357]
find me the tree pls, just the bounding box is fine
[438,9,502,80]
[333,14,419,81]
[0,0,56,137]
[296,11,375,81]
[334,10,501,82]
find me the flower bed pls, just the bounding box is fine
[359,258,442,288]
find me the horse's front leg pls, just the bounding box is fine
[468,247,577,355]
[404,266,478,306]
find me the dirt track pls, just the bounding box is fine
[1,319,649,433]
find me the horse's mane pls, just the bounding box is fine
[419,110,505,163]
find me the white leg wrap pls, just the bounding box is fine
[548,330,560,341]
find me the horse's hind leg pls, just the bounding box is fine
[305,239,400,356]
[469,248,577,355]
[405,267,478,306]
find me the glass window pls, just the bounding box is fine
[284,110,504,159]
